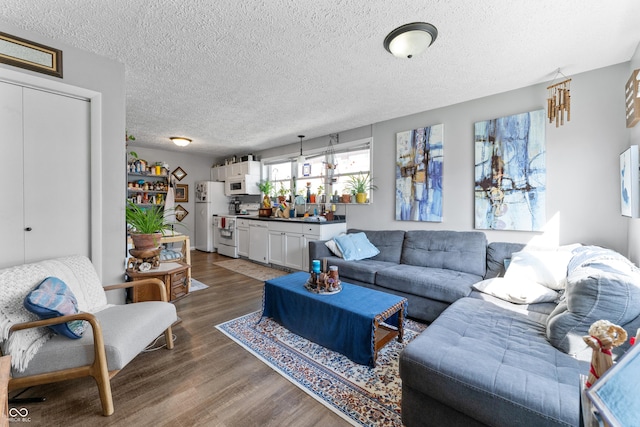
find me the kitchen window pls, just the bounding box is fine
[264,137,373,203]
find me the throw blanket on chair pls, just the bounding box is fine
[0,256,109,372]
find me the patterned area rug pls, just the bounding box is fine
[213,259,287,281]
[216,311,426,426]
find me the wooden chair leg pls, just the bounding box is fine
[0,356,10,427]
[92,370,114,416]
[165,326,174,350]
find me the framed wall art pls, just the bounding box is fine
[0,31,63,78]
[395,123,443,222]
[474,109,546,231]
[172,166,187,181]
[175,205,189,222]
[175,184,188,203]
[620,145,639,218]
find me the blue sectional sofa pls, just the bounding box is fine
[309,230,640,427]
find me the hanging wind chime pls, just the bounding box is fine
[547,69,571,127]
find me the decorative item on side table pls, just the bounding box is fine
[305,259,341,294]
[126,201,181,271]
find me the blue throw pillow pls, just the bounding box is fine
[24,277,87,339]
[334,232,380,261]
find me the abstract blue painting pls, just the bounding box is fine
[395,124,443,222]
[474,110,545,231]
[620,145,639,218]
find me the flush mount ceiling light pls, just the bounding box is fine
[297,135,306,164]
[170,137,191,147]
[384,22,438,59]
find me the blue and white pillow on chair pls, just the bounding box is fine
[24,276,87,339]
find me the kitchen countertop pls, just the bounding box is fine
[240,215,346,224]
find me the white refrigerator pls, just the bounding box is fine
[194,181,228,252]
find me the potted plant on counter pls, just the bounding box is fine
[346,173,377,203]
[257,180,274,216]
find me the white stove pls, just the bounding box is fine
[213,203,259,258]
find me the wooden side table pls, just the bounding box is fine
[127,233,191,290]
[126,262,190,302]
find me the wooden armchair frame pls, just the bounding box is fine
[6,278,174,416]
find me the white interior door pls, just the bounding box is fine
[22,88,90,263]
[0,81,25,268]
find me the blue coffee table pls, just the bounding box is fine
[261,271,407,367]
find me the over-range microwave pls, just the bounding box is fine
[225,175,261,196]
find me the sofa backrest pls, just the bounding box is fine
[485,242,527,279]
[400,230,487,277]
[546,246,640,359]
[347,229,406,263]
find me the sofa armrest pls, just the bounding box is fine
[309,240,333,261]
[103,278,168,302]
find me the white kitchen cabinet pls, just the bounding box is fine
[266,221,347,271]
[268,222,304,270]
[237,218,250,257]
[248,221,269,263]
[0,81,91,269]
[211,161,260,182]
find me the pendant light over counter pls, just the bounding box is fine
[297,135,306,164]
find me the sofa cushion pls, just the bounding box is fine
[12,301,177,378]
[546,246,640,358]
[400,297,587,427]
[328,258,398,285]
[375,264,481,303]
[400,230,487,277]
[472,277,558,304]
[23,276,87,339]
[347,229,405,263]
[334,232,380,261]
[505,250,573,290]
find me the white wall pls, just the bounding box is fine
[0,21,127,300]
[269,63,631,254]
[127,146,216,246]
[627,43,640,264]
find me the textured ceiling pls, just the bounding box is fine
[2,1,640,157]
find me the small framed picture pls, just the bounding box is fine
[175,205,189,222]
[175,184,188,202]
[172,166,187,181]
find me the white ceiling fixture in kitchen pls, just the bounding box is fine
[2,1,640,157]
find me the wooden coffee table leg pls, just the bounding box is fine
[398,305,404,343]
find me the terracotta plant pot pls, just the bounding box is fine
[356,193,367,203]
[341,194,351,203]
[259,208,272,217]
[130,232,162,250]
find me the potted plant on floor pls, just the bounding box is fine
[346,173,377,203]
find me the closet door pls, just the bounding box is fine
[0,81,25,267]
[22,88,91,263]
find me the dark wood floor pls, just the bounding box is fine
[11,251,349,426]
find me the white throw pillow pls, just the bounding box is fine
[325,239,343,258]
[504,250,573,290]
[473,277,559,304]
